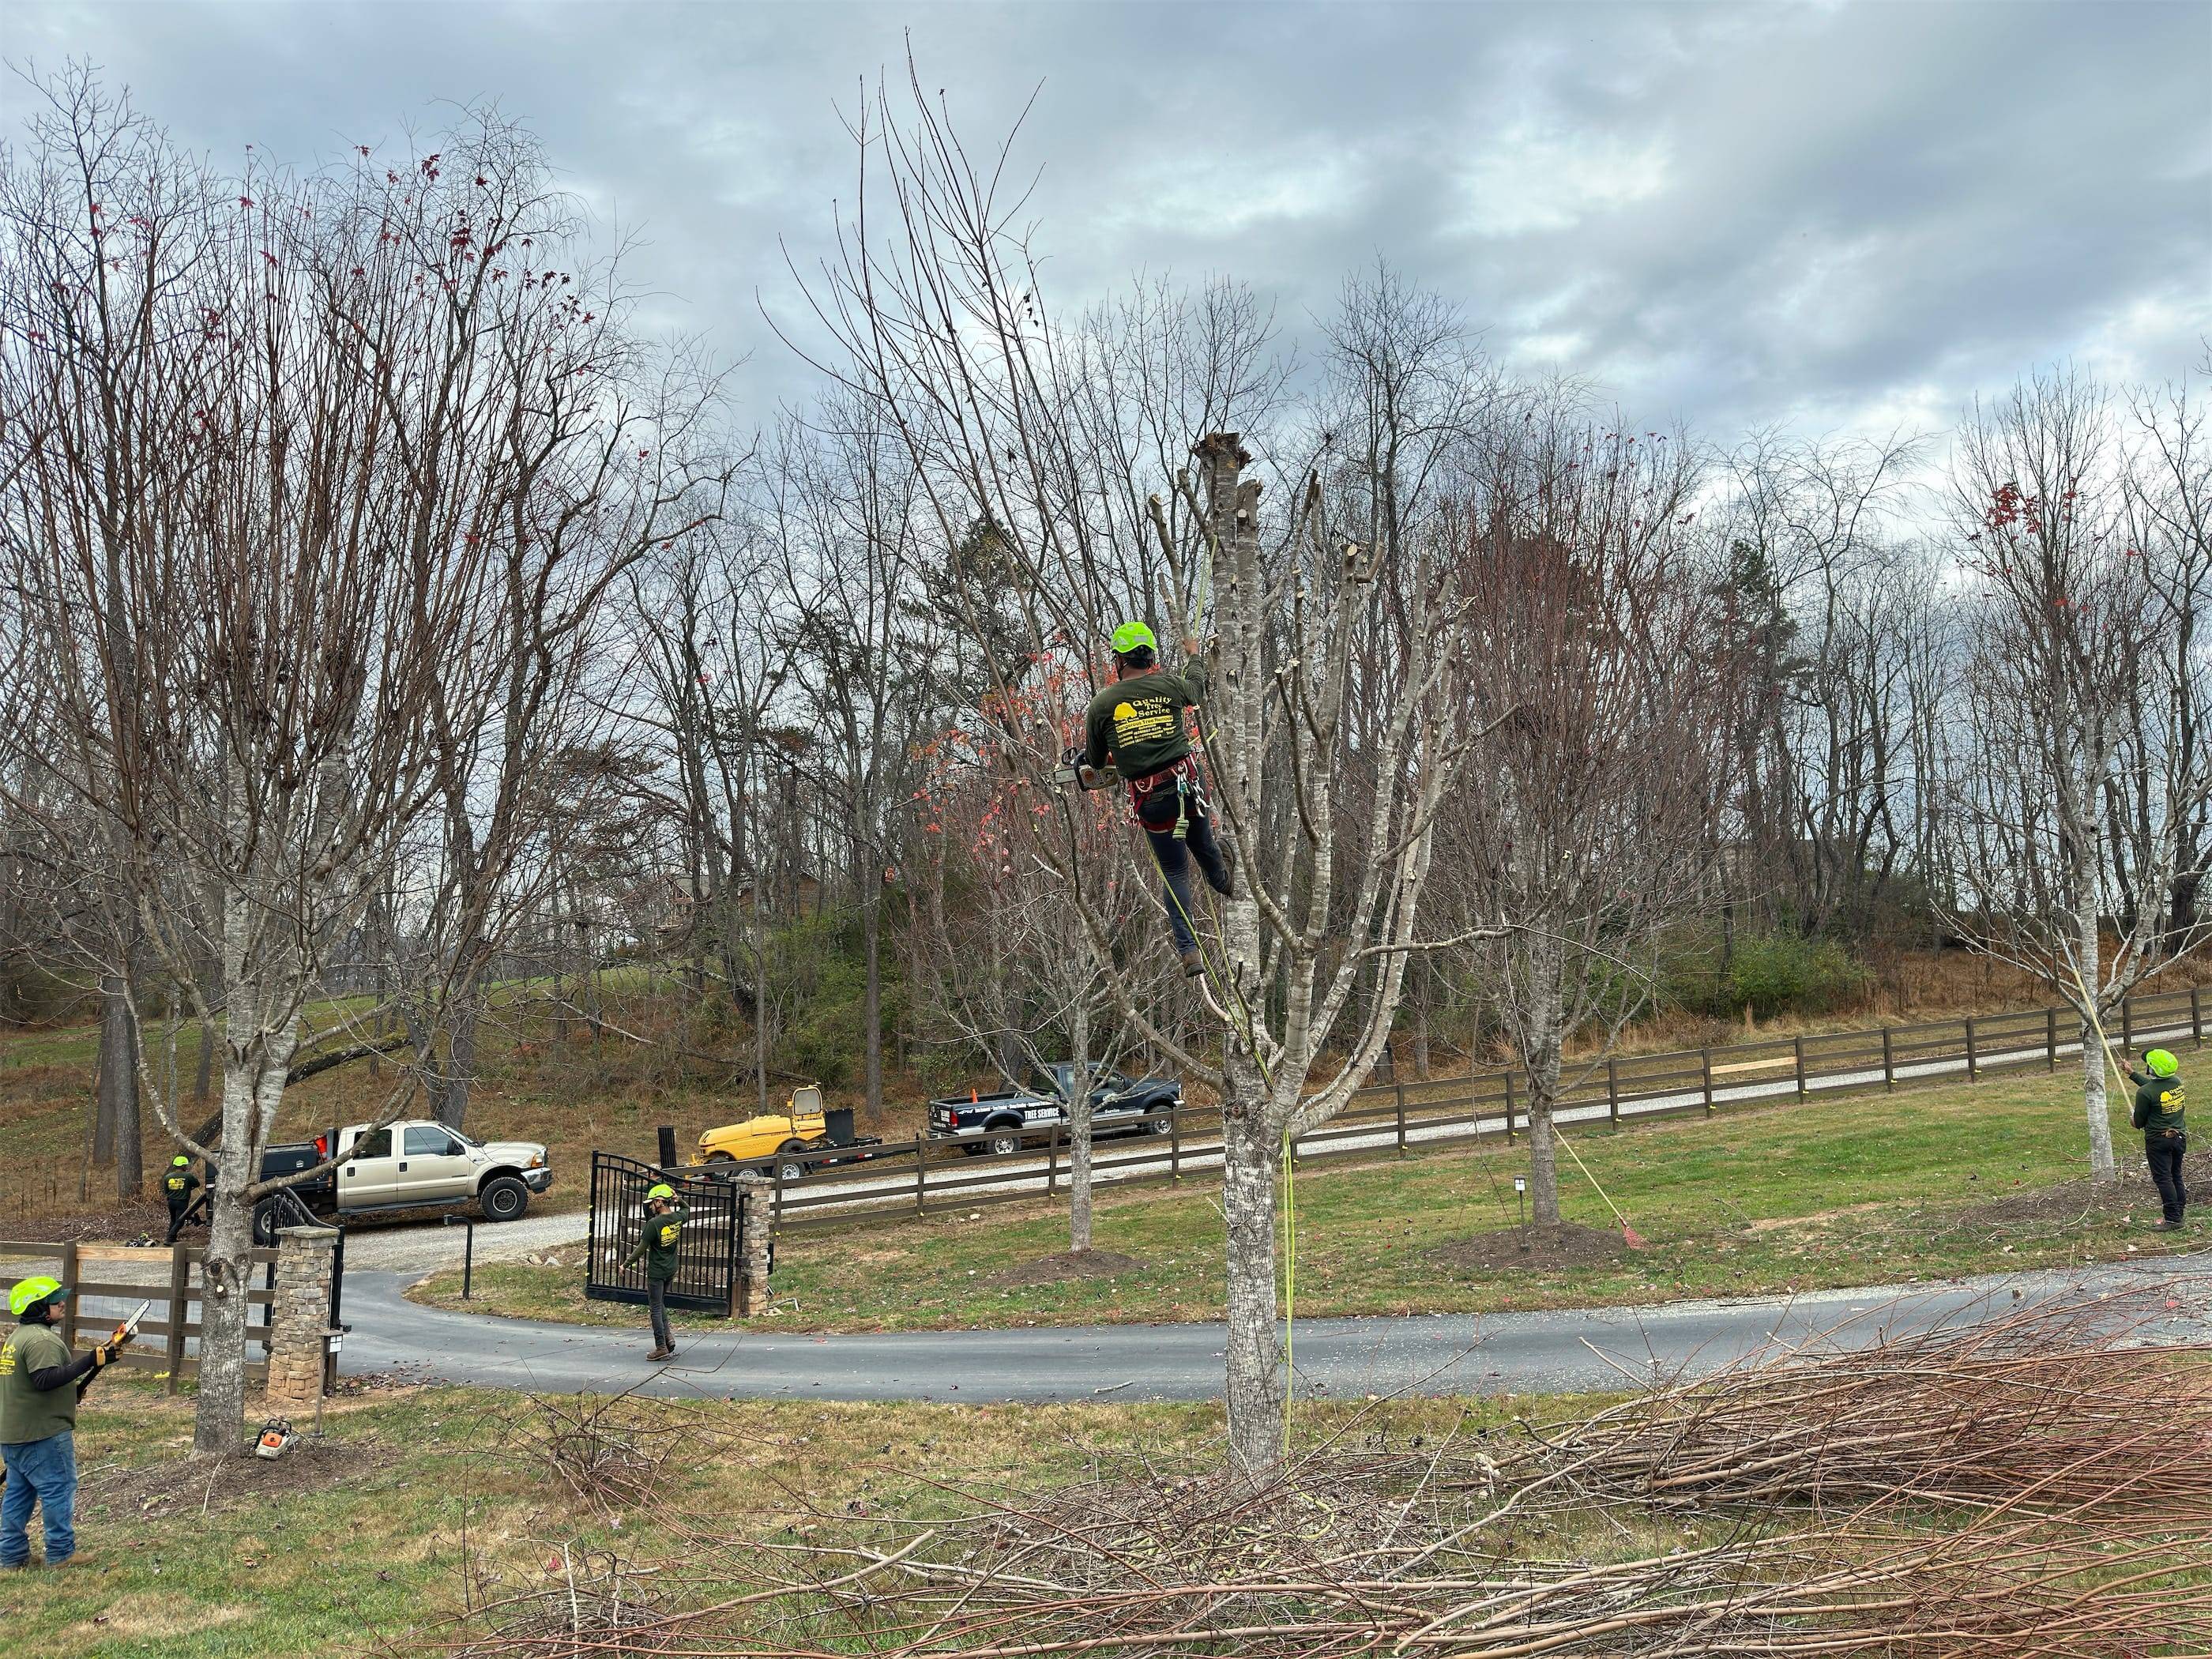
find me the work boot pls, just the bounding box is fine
[2158,1219,2183,1232]
[648,1345,672,1362]
[1179,946,1204,978]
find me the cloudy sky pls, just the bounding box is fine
[8,1,2208,445]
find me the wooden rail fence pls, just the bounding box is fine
[737,984,2207,1235]
[0,1240,276,1390]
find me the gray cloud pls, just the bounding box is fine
[8,0,2208,442]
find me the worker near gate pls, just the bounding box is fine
[160,1156,204,1244]
[2,1276,131,1568]
[1081,622,1234,976]
[619,1183,689,1363]
[2124,1048,2188,1231]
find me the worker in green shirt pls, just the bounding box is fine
[161,1155,205,1244]
[1081,621,1234,976]
[2,1275,132,1567]
[2124,1048,2188,1230]
[619,1183,689,1362]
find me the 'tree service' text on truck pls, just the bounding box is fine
[927,1063,1181,1157]
[235,1119,553,1244]
[689,1085,883,1180]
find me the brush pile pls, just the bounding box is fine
[399,1285,2212,1657]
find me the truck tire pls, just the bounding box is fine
[1146,1110,1173,1135]
[251,1199,282,1248]
[777,1157,807,1183]
[986,1129,1021,1158]
[480,1176,530,1223]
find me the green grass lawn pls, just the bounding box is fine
[1,1376,1561,1659]
[408,1065,2205,1336]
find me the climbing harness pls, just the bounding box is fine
[1126,754,1206,841]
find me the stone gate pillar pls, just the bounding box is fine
[265,1225,339,1412]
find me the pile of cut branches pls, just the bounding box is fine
[399,1285,2212,1657]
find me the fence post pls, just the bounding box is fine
[2194,984,2204,1043]
[164,1244,190,1395]
[1965,1017,1980,1083]
[57,1243,78,1355]
[1700,1048,1714,1116]
[2047,1006,2060,1069]
[1169,1105,1182,1182]
[1605,1058,1621,1128]
[2120,997,2134,1052]
[1793,1036,1807,1100]
[1394,1082,1409,1157]
[1047,1121,1061,1196]
[913,1140,927,1217]
[1502,1070,1515,1141]
[1881,1025,1895,1092]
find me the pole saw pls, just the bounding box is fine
[76,1300,149,1401]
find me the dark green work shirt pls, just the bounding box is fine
[0,1322,81,1445]
[625,1204,689,1282]
[2127,1070,2186,1140]
[162,1169,201,1208]
[1084,660,1208,782]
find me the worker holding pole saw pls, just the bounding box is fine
[1074,622,1235,977]
[1,1276,139,1568]
[2124,1049,2188,1231]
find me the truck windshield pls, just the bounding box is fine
[448,1128,483,1149]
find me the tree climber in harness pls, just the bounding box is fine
[1080,621,1234,976]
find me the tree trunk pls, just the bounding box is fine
[1220,1089,1283,1478]
[194,1021,296,1455]
[1521,947,1567,1224]
[111,975,142,1200]
[92,972,127,1167]
[1067,1001,1093,1255]
[862,890,884,1119]
[438,954,488,1130]
[2078,897,2118,1182]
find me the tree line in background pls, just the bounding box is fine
[0,66,2206,1464]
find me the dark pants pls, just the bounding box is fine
[647,1277,674,1352]
[2147,1135,2188,1224]
[163,1200,195,1244]
[1134,780,1232,954]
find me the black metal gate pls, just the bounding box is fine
[585,1150,745,1315]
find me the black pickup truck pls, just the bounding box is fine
[927,1063,1181,1157]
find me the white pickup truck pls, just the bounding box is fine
[243,1119,553,1243]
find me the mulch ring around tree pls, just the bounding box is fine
[988,1250,1149,1288]
[79,1435,375,1520]
[1958,1174,2171,1230]
[1430,1222,1633,1274]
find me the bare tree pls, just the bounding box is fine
[0,73,727,1450]
[1444,412,1740,1223]
[1934,371,2210,1179]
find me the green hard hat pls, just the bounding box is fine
[172,1154,191,1168]
[9,1276,67,1319]
[2146,1048,2180,1078]
[1110,619,1156,655]
[645,1182,675,1201]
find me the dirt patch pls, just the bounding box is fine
[1959,1175,2169,1229]
[1431,1222,1633,1273]
[79,1435,375,1520]
[1745,1201,1891,1235]
[988,1250,1149,1288]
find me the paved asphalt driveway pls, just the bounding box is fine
[338,1250,2211,1403]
